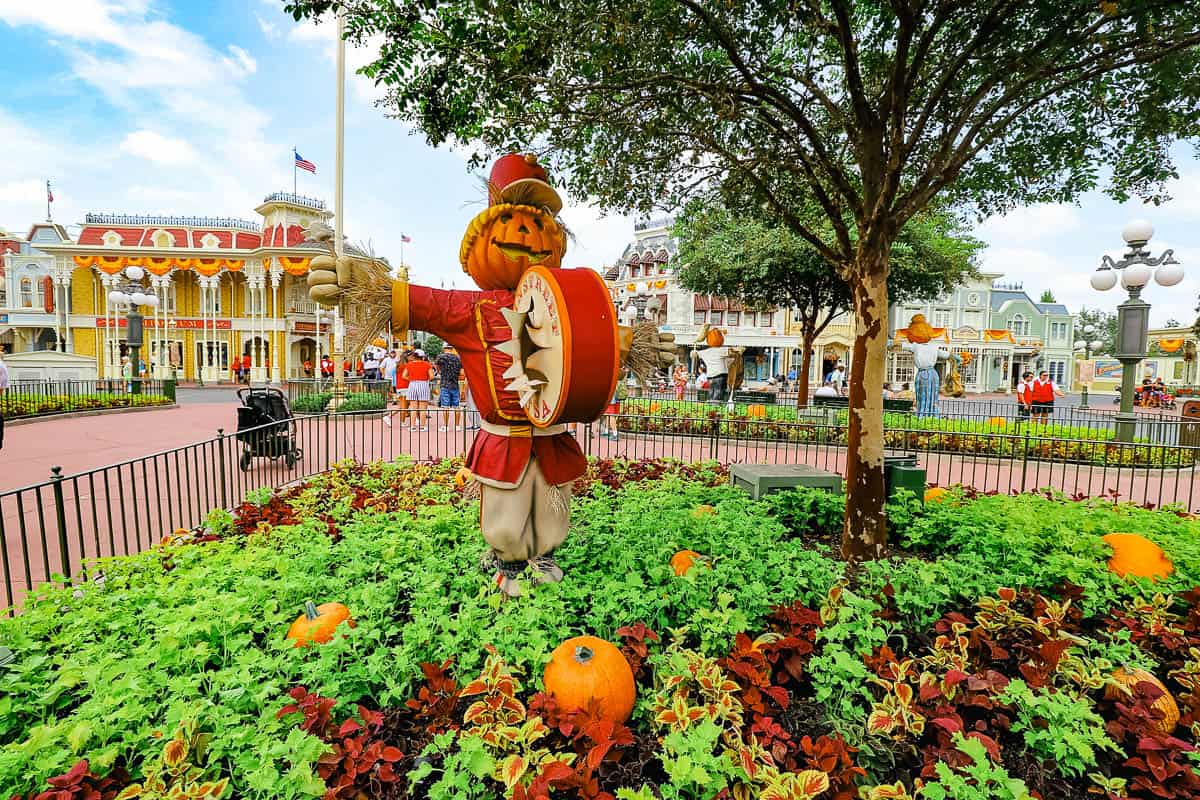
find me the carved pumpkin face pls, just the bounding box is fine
[460,204,567,290]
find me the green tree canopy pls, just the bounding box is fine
[288,0,1200,557]
[1040,290,1057,303]
[674,201,981,398]
[1076,307,1118,356]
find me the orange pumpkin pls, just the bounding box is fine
[649,402,661,412]
[746,404,767,419]
[1102,533,1174,580]
[454,466,474,489]
[286,601,354,648]
[1105,667,1179,734]
[924,487,948,504]
[670,549,709,576]
[988,417,1007,426]
[706,328,725,347]
[459,204,566,290]
[691,504,716,518]
[544,636,636,723]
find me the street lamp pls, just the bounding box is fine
[106,264,159,394]
[1089,219,1183,441]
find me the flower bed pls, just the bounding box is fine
[616,399,1193,468]
[3,459,1200,799]
[0,391,171,419]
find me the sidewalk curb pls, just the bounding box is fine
[7,403,181,427]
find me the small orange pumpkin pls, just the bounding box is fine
[670,549,709,576]
[1105,667,1179,734]
[1102,533,1174,580]
[746,404,767,419]
[544,636,636,723]
[649,402,661,413]
[459,204,566,290]
[705,328,725,347]
[286,601,354,648]
[454,466,474,489]
[988,416,1007,426]
[924,487,948,504]
[691,504,716,518]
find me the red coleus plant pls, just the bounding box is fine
[615,622,660,683]
[405,659,462,735]
[523,695,636,800]
[797,735,866,800]
[8,759,131,800]
[1103,682,1200,800]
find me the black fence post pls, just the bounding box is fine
[1019,425,1031,494]
[50,466,71,584]
[217,428,229,509]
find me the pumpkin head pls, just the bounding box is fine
[1102,533,1174,580]
[459,203,566,290]
[543,635,635,723]
[1105,667,1178,734]
[924,487,948,504]
[286,601,354,648]
[706,328,725,347]
[670,549,709,576]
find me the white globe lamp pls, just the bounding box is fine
[124,265,146,281]
[1155,261,1185,287]
[1090,339,1104,352]
[1090,267,1118,291]
[108,290,128,306]
[1120,263,1152,289]
[1122,219,1154,244]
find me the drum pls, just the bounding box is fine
[508,266,621,426]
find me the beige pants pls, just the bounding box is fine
[479,460,572,562]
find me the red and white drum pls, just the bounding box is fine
[510,266,620,426]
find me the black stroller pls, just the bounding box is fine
[235,386,303,471]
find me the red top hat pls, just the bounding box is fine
[488,153,563,215]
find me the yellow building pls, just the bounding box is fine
[34,192,390,382]
[782,309,856,382]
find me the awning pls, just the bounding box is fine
[693,295,710,311]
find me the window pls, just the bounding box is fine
[658,264,667,275]
[726,311,740,327]
[200,286,223,315]
[932,308,953,328]
[19,277,34,308]
[887,351,915,385]
[963,310,984,330]
[1007,314,1030,336]
[709,310,723,325]
[630,265,639,278]
[760,312,773,328]
[693,310,706,325]
[1049,321,1069,341]
[1048,360,1066,385]
[245,285,264,315]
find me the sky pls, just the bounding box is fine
[1,0,1198,326]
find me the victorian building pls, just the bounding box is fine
[606,218,799,384]
[8,192,391,382]
[887,276,1076,393]
[0,222,72,354]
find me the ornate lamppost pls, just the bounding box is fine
[1089,220,1184,441]
[106,264,159,394]
[1072,323,1104,408]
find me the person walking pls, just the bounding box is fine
[435,344,464,431]
[384,351,410,428]
[1030,369,1064,424]
[599,367,627,441]
[402,349,433,431]
[381,350,398,401]
[0,347,9,449]
[672,363,687,402]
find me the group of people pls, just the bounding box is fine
[383,345,472,432]
[1135,377,1175,408]
[1016,370,1065,423]
[300,356,379,380]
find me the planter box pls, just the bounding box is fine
[730,463,843,499]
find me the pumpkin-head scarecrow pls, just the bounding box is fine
[900,313,949,418]
[308,153,674,597]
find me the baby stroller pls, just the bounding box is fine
[235,386,302,471]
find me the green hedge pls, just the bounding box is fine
[0,392,171,419]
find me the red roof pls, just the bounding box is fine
[78,226,146,246]
[76,225,264,250]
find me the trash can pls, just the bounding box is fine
[1181,400,1200,447]
[163,377,177,403]
[884,454,925,500]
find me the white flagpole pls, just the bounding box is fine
[329,9,348,408]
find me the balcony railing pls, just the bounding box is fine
[262,192,326,211]
[83,213,261,232]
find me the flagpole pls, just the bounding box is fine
[292,147,297,194]
[328,9,348,410]
[46,180,51,222]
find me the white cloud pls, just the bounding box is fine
[225,45,257,76]
[119,130,198,165]
[255,13,279,40]
[977,203,1084,241]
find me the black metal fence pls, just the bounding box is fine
[285,378,392,406]
[4,408,1198,612]
[2,379,171,420]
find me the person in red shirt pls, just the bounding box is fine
[401,350,433,430]
[389,352,410,424]
[240,353,252,384]
[307,153,673,596]
[1030,370,1064,424]
[1016,370,1034,421]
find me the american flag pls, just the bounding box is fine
[294,151,316,173]
[401,234,412,243]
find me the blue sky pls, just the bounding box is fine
[1,0,1198,325]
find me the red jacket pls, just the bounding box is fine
[1031,379,1056,403]
[407,285,586,487]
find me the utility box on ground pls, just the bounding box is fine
[1181,401,1200,448]
[730,464,843,500]
[884,454,926,500]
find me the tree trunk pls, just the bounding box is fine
[797,327,814,406]
[842,260,890,561]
